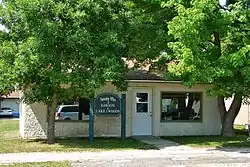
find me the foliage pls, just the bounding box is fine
[164,0,250,98]
[0,0,130,105]
[0,32,16,96]
[123,0,175,72]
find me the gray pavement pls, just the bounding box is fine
[1,149,250,166]
[1,138,250,166]
[71,149,250,167]
[133,136,193,151]
[72,156,250,167]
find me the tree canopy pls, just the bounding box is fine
[163,0,250,97]
[0,0,130,103]
[0,0,132,143]
[163,0,250,135]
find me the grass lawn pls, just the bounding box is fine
[162,125,250,148]
[0,119,155,153]
[0,161,71,167]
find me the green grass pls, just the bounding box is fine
[0,119,19,132]
[0,120,155,153]
[0,161,71,167]
[0,137,155,153]
[162,125,250,148]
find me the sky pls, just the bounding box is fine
[0,25,4,31]
[219,0,227,7]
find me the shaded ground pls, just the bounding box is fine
[0,120,155,153]
[162,125,250,148]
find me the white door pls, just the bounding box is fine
[132,90,152,136]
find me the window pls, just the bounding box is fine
[161,92,202,121]
[61,106,79,113]
[55,98,90,121]
[136,93,148,113]
[1,107,13,110]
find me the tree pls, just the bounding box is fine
[119,0,176,71]
[0,0,129,144]
[162,0,250,136]
[0,31,17,109]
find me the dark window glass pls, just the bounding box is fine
[61,106,79,113]
[136,93,148,103]
[136,103,148,113]
[1,107,12,110]
[161,92,202,121]
[79,98,90,115]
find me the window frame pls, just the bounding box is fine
[136,92,149,113]
[160,91,203,123]
[49,99,90,123]
[50,107,89,123]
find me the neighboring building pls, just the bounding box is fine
[1,91,20,113]
[225,98,250,125]
[19,70,221,139]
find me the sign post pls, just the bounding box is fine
[121,94,126,140]
[89,93,126,143]
[89,99,94,144]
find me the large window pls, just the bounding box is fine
[55,98,90,121]
[161,92,202,121]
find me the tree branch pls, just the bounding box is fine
[228,93,242,119]
[218,96,226,123]
[213,30,222,58]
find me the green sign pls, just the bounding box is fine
[94,93,121,116]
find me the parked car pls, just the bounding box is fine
[55,105,89,120]
[0,107,13,116]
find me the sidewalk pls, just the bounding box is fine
[0,149,220,164]
[133,136,192,151]
[1,138,250,164]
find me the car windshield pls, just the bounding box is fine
[1,107,12,110]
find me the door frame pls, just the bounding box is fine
[132,89,153,136]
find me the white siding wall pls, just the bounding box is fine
[225,98,250,125]
[20,82,221,139]
[128,82,221,136]
[20,83,133,139]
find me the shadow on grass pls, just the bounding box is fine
[26,137,157,151]
[162,125,250,153]
[163,135,250,153]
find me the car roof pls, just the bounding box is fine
[58,105,79,107]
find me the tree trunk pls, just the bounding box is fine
[221,114,235,136]
[218,94,242,136]
[47,94,58,144]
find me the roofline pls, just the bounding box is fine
[127,80,182,83]
[127,80,213,85]
[2,97,19,99]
